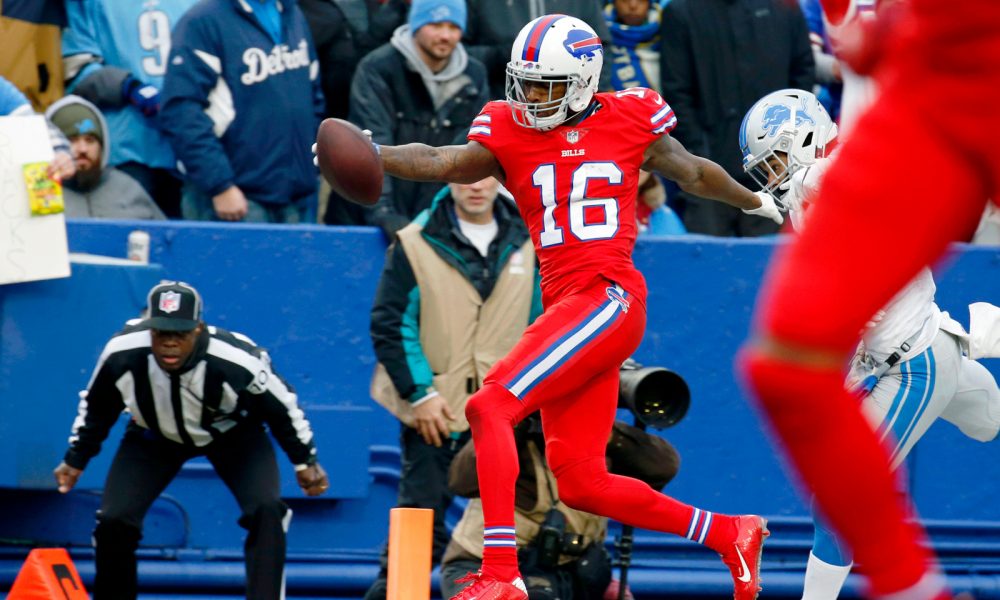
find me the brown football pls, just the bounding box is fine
[315,118,383,206]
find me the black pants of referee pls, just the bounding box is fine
[92,422,289,600]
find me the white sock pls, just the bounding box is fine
[802,552,853,600]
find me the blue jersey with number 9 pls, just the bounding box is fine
[63,0,200,169]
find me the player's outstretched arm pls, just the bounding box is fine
[381,140,503,185]
[642,134,782,225]
[642,134,759,209]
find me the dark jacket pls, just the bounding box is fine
[160,0,324,204]
[298,0,380,119]
[370,188,540,402]
[348,32,489,234]
[659,0,814,180]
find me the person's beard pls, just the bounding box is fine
[70,162,102,191]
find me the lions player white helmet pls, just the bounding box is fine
[506,15,603,130]
[739,89,838,207]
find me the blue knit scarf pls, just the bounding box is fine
[604,1,667,90]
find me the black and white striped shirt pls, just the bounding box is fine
[64,321,316,469]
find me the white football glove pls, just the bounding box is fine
[312,129,377,168]
[362,129,381,155]
[744,191,784,225]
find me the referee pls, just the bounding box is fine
[53,281,329,600]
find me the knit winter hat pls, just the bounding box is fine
[48,95,105,145]
[409,0,466,33]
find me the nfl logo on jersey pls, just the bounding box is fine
[562,129,588,145]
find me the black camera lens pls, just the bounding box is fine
[536,509,567,569]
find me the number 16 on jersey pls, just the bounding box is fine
[533,162,624,247]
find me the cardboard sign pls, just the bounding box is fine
[0,115,71,285]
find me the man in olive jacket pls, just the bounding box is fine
[367,178,541,599]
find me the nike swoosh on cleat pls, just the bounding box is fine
[734,544,752,583]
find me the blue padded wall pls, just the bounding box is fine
[0,220,997,598]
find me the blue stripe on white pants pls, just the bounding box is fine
[866,350,937,469]
[889,348,936,464]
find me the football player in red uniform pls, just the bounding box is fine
[368,14,783,600]
[739,1,1000,599]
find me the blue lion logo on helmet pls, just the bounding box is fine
[761,105,791,137]
[563,29,602,60]
[795,98,815,127]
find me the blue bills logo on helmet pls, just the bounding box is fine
[761,104,792,137]
[563,29,602,60]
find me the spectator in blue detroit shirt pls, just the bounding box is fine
[161,0,324,223]
[63,0,200,218]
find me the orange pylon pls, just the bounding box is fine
[387,507,434,600]
[8,548,88,599]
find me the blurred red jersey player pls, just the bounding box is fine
[740,0,1000,598]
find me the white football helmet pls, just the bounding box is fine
[739,88,837,205]
[506,15,603,130]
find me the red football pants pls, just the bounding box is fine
[744,0,999,596]
[466,279,720,548]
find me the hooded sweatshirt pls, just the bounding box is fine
[46,95,165,219]
[390,24,470,110]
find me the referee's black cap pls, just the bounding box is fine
[145,281,203,332]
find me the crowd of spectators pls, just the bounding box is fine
[5,0,998,241]
[3,0,823,238]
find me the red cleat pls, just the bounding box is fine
[450,571,528,600]
[719,515,769,600]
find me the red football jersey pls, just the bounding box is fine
[468,87,676,307]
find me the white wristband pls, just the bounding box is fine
[410,390,440,408]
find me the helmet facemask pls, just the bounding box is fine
[744,132,800,209]
[505,65,592,131]
[741,90,837,210]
